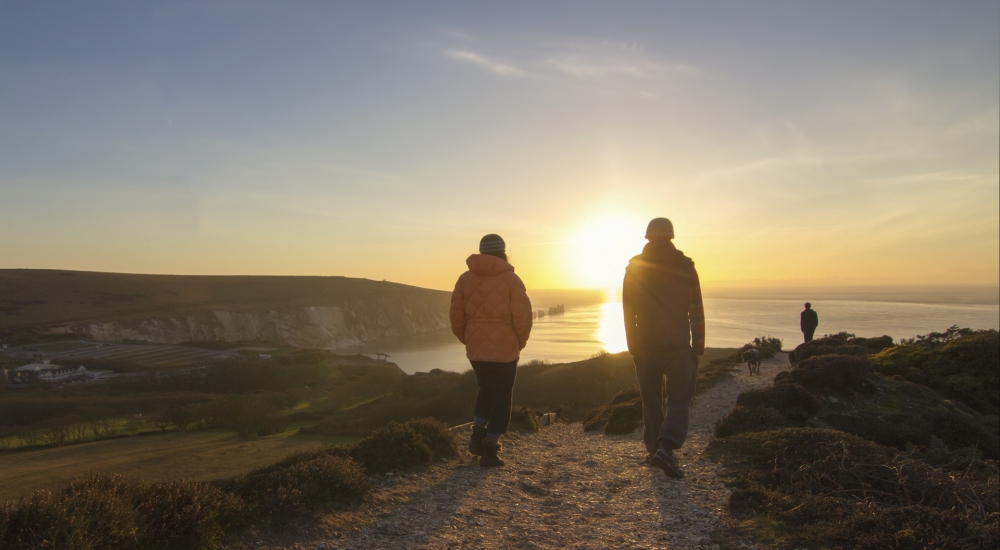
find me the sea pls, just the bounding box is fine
[342,290,1000,375]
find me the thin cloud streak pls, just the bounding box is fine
[447,50,527,76]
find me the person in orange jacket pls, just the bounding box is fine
[450,234,533,467]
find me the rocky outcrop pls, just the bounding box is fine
[48,295,449,349]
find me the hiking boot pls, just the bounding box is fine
[468,426,488,456]
[479,439,505,468]
[650,446,683,478]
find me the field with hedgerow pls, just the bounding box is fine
[2,336,739,548]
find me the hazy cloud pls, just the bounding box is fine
[446,50,527,77]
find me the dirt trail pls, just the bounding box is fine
[270,354,789,550]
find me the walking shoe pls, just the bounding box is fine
[479,439,505,468]
[649,446,684,478]
[468,426,487,456]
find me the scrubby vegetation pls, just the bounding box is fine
[709,429,998,549]
[711,328,1000,549]
[0,418,456,550]
[508,406,542,433]
[582,389,642,435]
[872,326,999,414]
[709,335,784,365]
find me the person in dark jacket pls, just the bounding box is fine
[800,302,818,343]
[622,217,704,479]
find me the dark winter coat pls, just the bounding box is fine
[801,308,819,331]
[622,240,704,355]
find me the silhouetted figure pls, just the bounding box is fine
[623,217,704,479]
[801,302,818,343]
[449,234,532,468]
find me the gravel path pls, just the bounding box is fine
[266,353,788,550]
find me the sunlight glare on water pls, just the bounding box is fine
[347,293,999,374]
[597,299,628,353]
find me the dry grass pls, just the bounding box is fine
[0,428,356,501]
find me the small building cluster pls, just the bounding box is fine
[3,360,113,386]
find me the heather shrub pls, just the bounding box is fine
[399,417,460,458]
[508,407,540,433]
[714,405,789,437]
[740,336,783,358]
[788,343,867,365]
[226,454,368,517]
[604,399,643,435]
[708,428,999,550]
[582,389,642,434]
[0,474,139,550]
[872,328,999,413]
[0,474,246,550]
[850,335,895,353]
[735,383,819,422]
[336,420,434,474]
[133,480,247,549]
[783,354,873,394]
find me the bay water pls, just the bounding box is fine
[344,291,999,374]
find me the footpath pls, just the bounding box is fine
[268,354,789,550]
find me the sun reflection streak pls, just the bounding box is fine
[596,298,628,353]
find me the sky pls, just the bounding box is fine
[1,1,997,291]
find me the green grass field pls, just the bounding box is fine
[0,428,357,501]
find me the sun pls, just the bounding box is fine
[567,212,648,290]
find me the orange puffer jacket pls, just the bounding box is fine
[450,254,533,363]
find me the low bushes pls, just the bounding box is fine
[736,383,819,418]
[872,328,999,414]
[0,474,246,550]
[508,407,541,433]
[335,417,459,475]
[714,405,789,437]
[787,332,893,365]
[713,327,999,549]
[582,389,642,435]
[1,417,460,548]
[708,429,998,550]
[718,375,820,439]
[777,353,873,394]
[224,454,368,517]
[403,417,462,458]
[132,480,248,549]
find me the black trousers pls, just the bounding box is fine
[634,350,699,453]
[470,359,518,434]
[803,328,816,342]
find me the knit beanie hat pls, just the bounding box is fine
[479,234,506,254]
[645,217,674,240]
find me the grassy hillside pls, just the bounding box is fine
[0,428,356,501]
[709,329,999,549]
[0,269,449,329]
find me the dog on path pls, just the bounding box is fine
[742,349,761,376]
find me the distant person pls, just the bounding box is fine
[449,234,533,467]
[623,217,704,479]
[801,302,818,343]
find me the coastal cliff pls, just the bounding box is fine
[1,270,450,348]
[49,298,448,349]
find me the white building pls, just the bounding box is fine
[14,363,113,383]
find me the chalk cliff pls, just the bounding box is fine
[50,295,449,349]
[0,270,454,349]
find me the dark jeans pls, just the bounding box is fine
[634,350,699,453]
[803,328,816,342]
[470,360,518,435]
